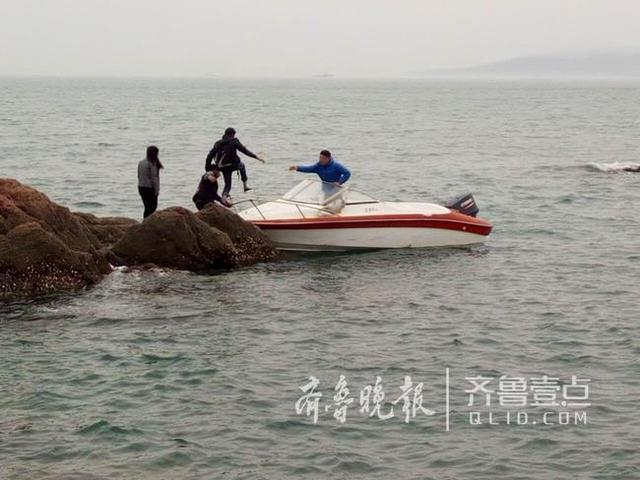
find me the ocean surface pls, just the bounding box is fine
[1,78,639,479]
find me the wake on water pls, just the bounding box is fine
[587,162,640,173]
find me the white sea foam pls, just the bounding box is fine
[588,162,640,172]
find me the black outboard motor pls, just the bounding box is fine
[445,193,479,217]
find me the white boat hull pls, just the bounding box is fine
[261,226,487,251]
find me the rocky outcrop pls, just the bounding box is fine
[0,179,276,299]
[111,205,276,270]
[195,203,276,266]
[0,179,112,297]
[110,207,237,270]
[0,179,99,252]
[74,213,137,251]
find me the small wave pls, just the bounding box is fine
[587,162,640,173]
[73,201,106,208]
[149,451,192,468]
[14,338,44,346]
[88,317,126,327]
[76,419,144,436]
[140,352,186,364]
[0,418,32,434]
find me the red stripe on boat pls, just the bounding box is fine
[251,212,492,236]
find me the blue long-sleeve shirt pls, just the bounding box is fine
[296,158,351,184]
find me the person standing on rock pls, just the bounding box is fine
[205,127,265,199]
[137,145,163,218]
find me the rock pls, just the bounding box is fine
[0,179,96,252]
[0,180,113,297]
[74,212,138,250]
[111,206,276,270]
[195,203,277,265]
[0,222,110,297]
[0,179,276,299]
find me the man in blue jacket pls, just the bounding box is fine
[289,150,351,185]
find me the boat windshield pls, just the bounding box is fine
[281,179,378,206]
[345,189,378,205]
[282,180,347,206]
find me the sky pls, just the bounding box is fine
[1,0,639,77]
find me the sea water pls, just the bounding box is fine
[0,78,639,479]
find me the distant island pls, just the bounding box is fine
[414,51,640,79]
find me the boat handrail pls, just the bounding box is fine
[234,197,339,220]
[275,199,340,216]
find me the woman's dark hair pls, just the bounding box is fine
[320,149,331,158]
[146,145,164,169]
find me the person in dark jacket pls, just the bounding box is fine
[137,145,163,218]
[192,168,231,210]
[205,127,264,197]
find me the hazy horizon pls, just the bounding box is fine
[2,0,640,78]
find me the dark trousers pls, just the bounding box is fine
[221,162,248,196]
[193,194,213,211]
[138,186,158,218]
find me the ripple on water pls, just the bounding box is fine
[75,419,145,437]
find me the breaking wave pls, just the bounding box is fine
[587,162,640,173]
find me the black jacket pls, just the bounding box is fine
[193,174,223,210]
[205,134,258,171]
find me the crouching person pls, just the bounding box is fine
[193,168,231,210]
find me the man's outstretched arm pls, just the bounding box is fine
[236,140,264,162]
[290,163,319,173]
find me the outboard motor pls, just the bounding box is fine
[445,193,479,217]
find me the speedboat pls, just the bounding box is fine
[238,179,492,251]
